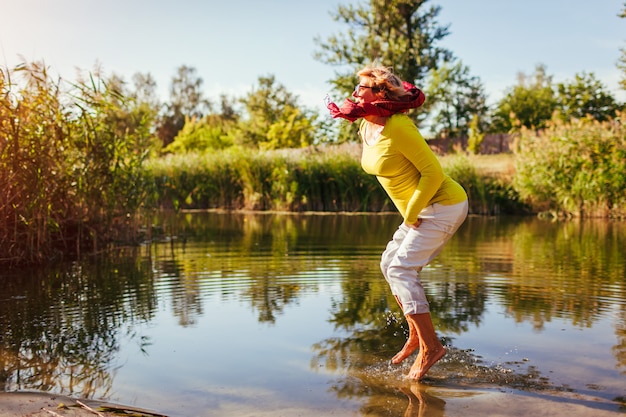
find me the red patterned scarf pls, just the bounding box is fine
[325,81,425,122]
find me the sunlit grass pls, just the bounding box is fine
[148,144,527,216]
[513,114,626,218]
[447,153,516,180]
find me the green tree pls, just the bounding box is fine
[467,115,485,154]
[157,65,211,147]
[130,72,161,113]
[164,115,235,153]
[490,64,557,133]
[314,0,452,96]
[617,3,626,91]
[426,59,488,138]
[235,75,317,149]
[556,72,619,122]
[107,71,162,154]
[164,93,240,154]
[216,93,239,122]
[265,105,317,149]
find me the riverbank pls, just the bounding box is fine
[0,392,166,417]
[2,386,622,417]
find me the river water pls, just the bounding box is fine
[1,212,625,416]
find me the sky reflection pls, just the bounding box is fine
[0,213,625,416]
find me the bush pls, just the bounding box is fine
[513,114,626,218]
[163,115,234,153]
[442,155,527,215]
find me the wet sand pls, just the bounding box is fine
[0,392,166,417]
[1,387,623,417]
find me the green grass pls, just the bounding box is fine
[147,144,528,216]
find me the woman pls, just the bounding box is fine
[326,64,468,380]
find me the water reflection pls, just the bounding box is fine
[0,212,625,415]
[400,385,446,417]
[0,250,155,397]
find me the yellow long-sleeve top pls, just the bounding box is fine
[360,114,467,224]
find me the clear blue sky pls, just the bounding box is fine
[1,0,624,113]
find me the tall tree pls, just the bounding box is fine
[157,65,211,147]
[617,3,626,91]
[130,72,160,111]
[163,94,240,154]
[169,65,211,118]
[425,59,489,138]
[314,0,452,95]
[235,75,317,149]
[556,72,619,122]
[490,64,557,133]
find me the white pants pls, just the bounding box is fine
[380,201,469,315]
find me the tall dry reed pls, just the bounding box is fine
[0,63,154,266]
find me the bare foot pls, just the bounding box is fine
[407,346,446,380]
[392,336,420,364]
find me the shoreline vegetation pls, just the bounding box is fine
[1,64,625,267]
[147,144,526,216]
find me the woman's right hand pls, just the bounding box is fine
[406,218,422,230]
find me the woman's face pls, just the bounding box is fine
[352,77,381,103]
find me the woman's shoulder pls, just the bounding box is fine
[384,113,425,147]
[386,113,413,126]
[385,113,418,133]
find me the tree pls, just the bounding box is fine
[98,71,163,156]
[314,0,453,96]
[556,72,619,122]
[130,72,160,111]
[217,93,238,122]
[490,64,557,133]
[265,105,317,149]
[617,3,626,91]
[425,59,488,138]
[467,114,485,154]
[157,65,211,147]
[163,115,235,153]
[163,93,240,154]
[235,75,317,149]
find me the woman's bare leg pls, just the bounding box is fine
[392,296,421,364]
[406,313,446,380]
[392,316,420,364]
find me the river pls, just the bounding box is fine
[1,212,625,416]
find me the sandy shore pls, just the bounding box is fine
[0,392,166,417]
[1,388,623,417]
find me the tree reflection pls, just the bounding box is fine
[154,211,626,373]
[0,249,156,398]
[3,211,624,409]
[614,303,626,376]
[308,215,626,412]
[151,211,403,324]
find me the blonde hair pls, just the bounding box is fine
[356,63,409,101]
